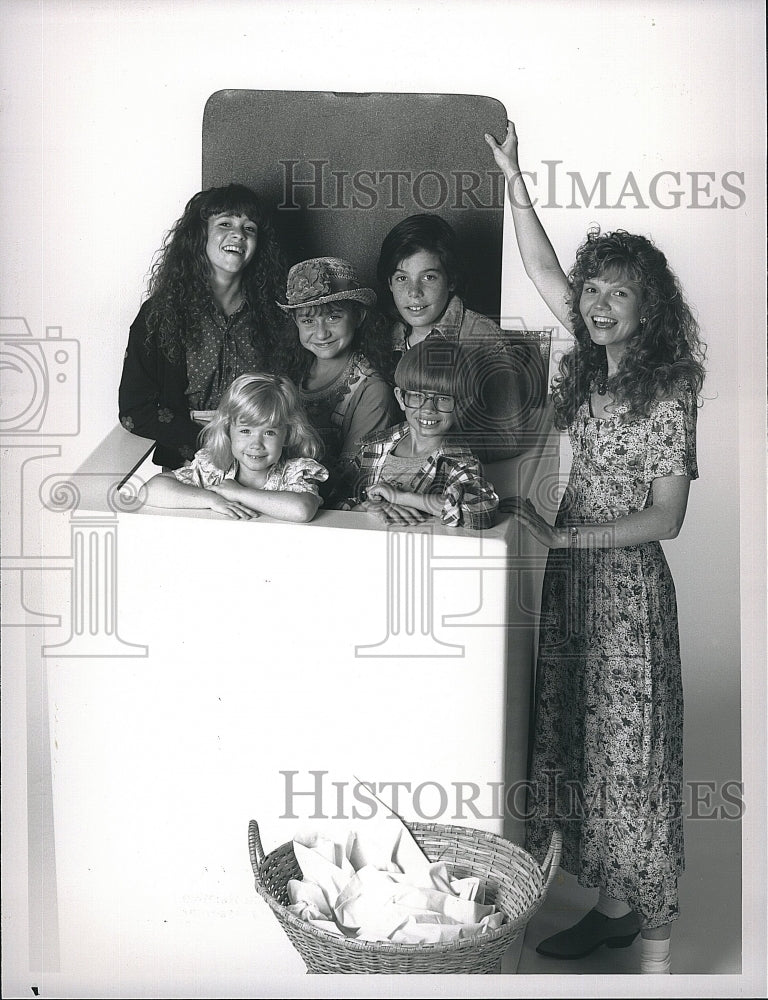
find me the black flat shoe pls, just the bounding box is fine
[536,909,641,959]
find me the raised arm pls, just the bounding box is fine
[485,122,572,332]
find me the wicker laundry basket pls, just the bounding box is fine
[248,819,561,974]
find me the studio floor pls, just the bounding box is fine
[512,815,741,976]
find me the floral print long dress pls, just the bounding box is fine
[525,384,698,928]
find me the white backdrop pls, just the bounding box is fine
[1,1,765,997]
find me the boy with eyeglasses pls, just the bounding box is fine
[339,339,499,529]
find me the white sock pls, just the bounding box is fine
[640,935,671,974]
[594,890,632,919]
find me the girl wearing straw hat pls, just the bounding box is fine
[278,257,399,494]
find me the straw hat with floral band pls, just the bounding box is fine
[277,257,377,312]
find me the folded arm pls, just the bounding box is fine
[207,480,321,523]
[144,473,256,519]
[368,459,500,531]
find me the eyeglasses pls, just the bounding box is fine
[400,390,456,413]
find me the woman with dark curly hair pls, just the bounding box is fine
[119,184,287,469]
[277,257,399,494]
[486,122,706,974]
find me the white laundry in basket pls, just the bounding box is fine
[286,815,504,944]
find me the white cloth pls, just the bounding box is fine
[285,815,504,945]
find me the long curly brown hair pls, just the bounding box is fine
[143,185,287,364]
[551,229,706,428]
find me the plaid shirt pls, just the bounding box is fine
[391,295,547,463]
[342,422,499,530]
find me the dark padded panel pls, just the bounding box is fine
[202,90,507,319]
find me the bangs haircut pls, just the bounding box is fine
[395,339,460,397]
[571,230,655,302]
[377,213,464,295]
[293,300,363,322]
[587,260,644,286]
[552,228,707,428]
[198,184,268,226]
[228,384,291,430]
[200,372,322,468]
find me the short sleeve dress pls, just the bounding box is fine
[174,450,329,497]
[524,385,698,929]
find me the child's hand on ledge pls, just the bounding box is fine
[206,482,260,519]
[366,483,400,504]
[208,481,246,502]
[355,498,431,526]
[380,503,432,527]
[366,483,445,525]
[205,493,259,520]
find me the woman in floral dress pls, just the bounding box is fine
[487,122,706,974]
